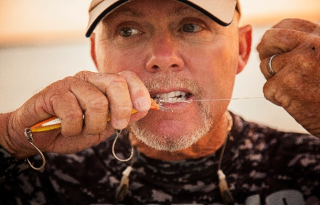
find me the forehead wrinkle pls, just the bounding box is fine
[101,7,146,26]
[105,3,200,22]
[109,7,146,19]
[170,6,202,17]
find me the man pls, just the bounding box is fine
[0,0,319,204]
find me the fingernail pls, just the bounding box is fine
[135,98,150,111]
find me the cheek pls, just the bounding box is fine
[186,41,238,98]
[95,42,147,74]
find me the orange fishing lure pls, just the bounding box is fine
[30,98,168,132]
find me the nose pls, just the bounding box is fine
[146,34,184,72]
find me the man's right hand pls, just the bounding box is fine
[1,70,151,159]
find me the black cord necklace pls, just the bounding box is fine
[114,112,234,205]
[217,111,234,205]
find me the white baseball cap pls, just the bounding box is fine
[86,0,240,37]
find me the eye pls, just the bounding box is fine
[120,27,141,37]
[182,23,203,33]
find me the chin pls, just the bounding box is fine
[129,113,213,152]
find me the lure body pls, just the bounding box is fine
[30,98,166,132]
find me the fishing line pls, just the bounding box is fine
[188,97,265,102]
[158,97,265,104]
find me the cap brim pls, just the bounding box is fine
[86,0,237,37]
[86,0,129,37]
[177,0,237,26]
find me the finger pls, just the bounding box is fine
[257,28,309,60]
[260,55,278,79]
[260,40,320,80]
[262,63,304,109]
[50,87,84,137]
[272,18,320,35]
[260,53,291,79]
[118,71,151,112]
[104,75,132,129]
[262,73,291,108]
[50,77,109,136]
[75,71,133,130]
[69,78,109,135]
[11,80,85,147]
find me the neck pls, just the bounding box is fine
[129,112,231,161]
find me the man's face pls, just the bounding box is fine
[92,0,242,151]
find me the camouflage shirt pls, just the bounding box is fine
[1,113,320,205]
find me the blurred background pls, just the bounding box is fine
[0,0,319,133]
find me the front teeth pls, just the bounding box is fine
[151,91,190,103]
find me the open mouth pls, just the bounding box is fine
[151,91,192,104]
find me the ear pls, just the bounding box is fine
[237,25,252,74]
[90,33,99,70]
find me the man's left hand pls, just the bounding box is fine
[257,18,320,137]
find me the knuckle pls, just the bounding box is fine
[259,60,267,72]
[63,76,74,81]
[274,92,291,109]
[74,70,91,80]
[64,110,83,123]
[85,126,104,136]
[256,41,265,55]
[273,18,291,28]
[51,77,79,92]
[111,105,133,126]
[111,74,127,85]
[46,79,67,94]
[104,74,128,90]
[109,77,129,92]
[135,87,149,97]
[89,96,109,111]
[262,83,272,99]
[282,70,300,90]
[263,29,274,38]
[117,105,133,115]
[61,76,77,85]
[264,79,293,109]
[300,56,312,70]
[118,70,136,77]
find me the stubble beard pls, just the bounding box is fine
[129,75,214,152]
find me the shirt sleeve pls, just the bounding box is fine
[0,146,29,183]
